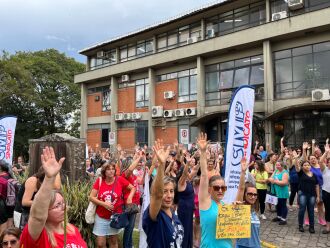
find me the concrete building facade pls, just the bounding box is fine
[75,0,330,151]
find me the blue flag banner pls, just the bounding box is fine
[223,86,255,203]
[0,116,17,165]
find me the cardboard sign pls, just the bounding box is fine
[216,204,251,239]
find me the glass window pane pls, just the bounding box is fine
[251,55,263,64]
[145,84,149,100]
[128,45,136,58]
[190,94,197,101]
[250,65,264,85]
[179,77,189,96]
[136,85,144,101]
[314,50,330,84]
[168,32,178,47]
[220,61,234,70]
[275,58,292,83]
[275,50,291,59]
[236,57,250,67]
[292,54,313,82]
[206,64,219,72]
[136,43,145,55]
[234,10,249,29]
[292,45,312,56]
[313,41,330,52]
[157,34,167,49]
[146,40,153,53]
[233,67,249,87]
[219,70,234,89]
[178,70,189,78]
[190,68,197,75]
[276,82,293,98]
[219,14,234,34]
[120,47,127,61]
[190,75,197,94]
[206,72,219,92]
[179,28,189,43]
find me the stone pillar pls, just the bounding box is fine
[263,40,275,147]
[80,83,88,139]
[148,68,156,145]
[197,56,205,119]
[86,57,91,71]
[201,18,205,40]
[266,0,271,23]
[111,77,118,146]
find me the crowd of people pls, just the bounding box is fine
[1,134,330,247]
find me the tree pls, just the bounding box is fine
[0,49,85,159]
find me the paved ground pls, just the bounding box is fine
[260,207,330,248]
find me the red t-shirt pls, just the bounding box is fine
[121,172,140,205]
[20,224,87,248]
[93,176,130,219]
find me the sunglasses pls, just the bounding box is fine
[212,185,227,192]
[247,192,258,197]
[2,239,18,247]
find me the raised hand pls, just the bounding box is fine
[40,146,65,178]
[240,157,248,172]
[153,139,170,165]
[302,142,308,150]
[312,139,316,144]
[197,133,208,152]
[325,143,330,153]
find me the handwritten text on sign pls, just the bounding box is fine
[216,204,251,239]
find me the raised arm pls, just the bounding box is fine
[148,155,157,177]
[178,159,189,191]
[28,147,65,240]
[280,137,285,154]
[253,141,259,155]
[311,139,316,156]
[125,152,142,177]
[319,143,329,172]
[236,157,248,202]
[302,142,308,162]
[149,140,170,221]
[198,133,211,210]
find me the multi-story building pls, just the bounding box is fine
[75,0,330,151]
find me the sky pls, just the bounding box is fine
[0,0,216,63]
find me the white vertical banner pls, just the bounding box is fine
[0,116,18,165]
[180,128,189,145]
[139,172,150,248]
[109,131,115,145]
[223,86,255,204]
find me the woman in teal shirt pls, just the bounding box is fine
[268,161,289,225]
[197,133,232,248]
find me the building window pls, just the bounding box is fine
[270,0,330,19]
[274,41,330,99]
[101,128,110,148]
[205,55,264,106]
[136,78,149,108]
[136,121,148,146]
[205,1,265,39]
[178,69,197,102]
[102,88,111,111]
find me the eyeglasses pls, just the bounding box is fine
[2,239,18,247]
[50,201,66,210]
[247,192,258,198]
[212,185,227,192]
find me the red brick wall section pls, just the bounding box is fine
[87,130,101,150]
[87,93,111,117]
[117,129,135,150]
[118,88,135,113]
[155,127,178,147]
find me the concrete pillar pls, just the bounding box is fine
[116,48,120,64]
[80,83,88,139]
[197,56,205,118]
[152,35,157,54]
[201,18,205,40]
[266,0,271,23]
[263,40,275,147]
[86,57,91,71]
[111,77,118,146]
[148,68,156,146]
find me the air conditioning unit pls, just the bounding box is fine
[185,107,196,116]
[207,29,215,38]
[121,74,129,82]
[186,37,198,44]
[97,51,105,58]
[152,106,164,118]
[175,108,185,117]
[115,113,124,121]
[132,112,142,120]
[164,91,175,99]
[288,0,304,10]
[123,113,132,120]
[164,110,174,118]
[312,89,330,102]
[271,11,287,21]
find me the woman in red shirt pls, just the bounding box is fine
[89,161,136,248]
[20,147,87,248]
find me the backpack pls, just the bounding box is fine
[0,176,8,199]
[6,178,21,206]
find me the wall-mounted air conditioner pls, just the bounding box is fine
[185,107,196,116]
[164,110,174,118]
[288,0,304,10]
[312,89,330,102]
[132,112,142,120]
[207,29,215,38]
[152,106,164,118]
[271,11,287,21]
[175,108,185,117]
[115,113,124,121]
[121,74,129,82]
[186,36,198,44]
[123,113,132,120]
[164,91,175,99]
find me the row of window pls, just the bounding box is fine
[89,0,329,70]
[88,41,330,110]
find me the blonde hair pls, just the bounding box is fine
[45,190,75,247]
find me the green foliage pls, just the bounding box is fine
[0,49,85,158]
[62,179,96,248]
